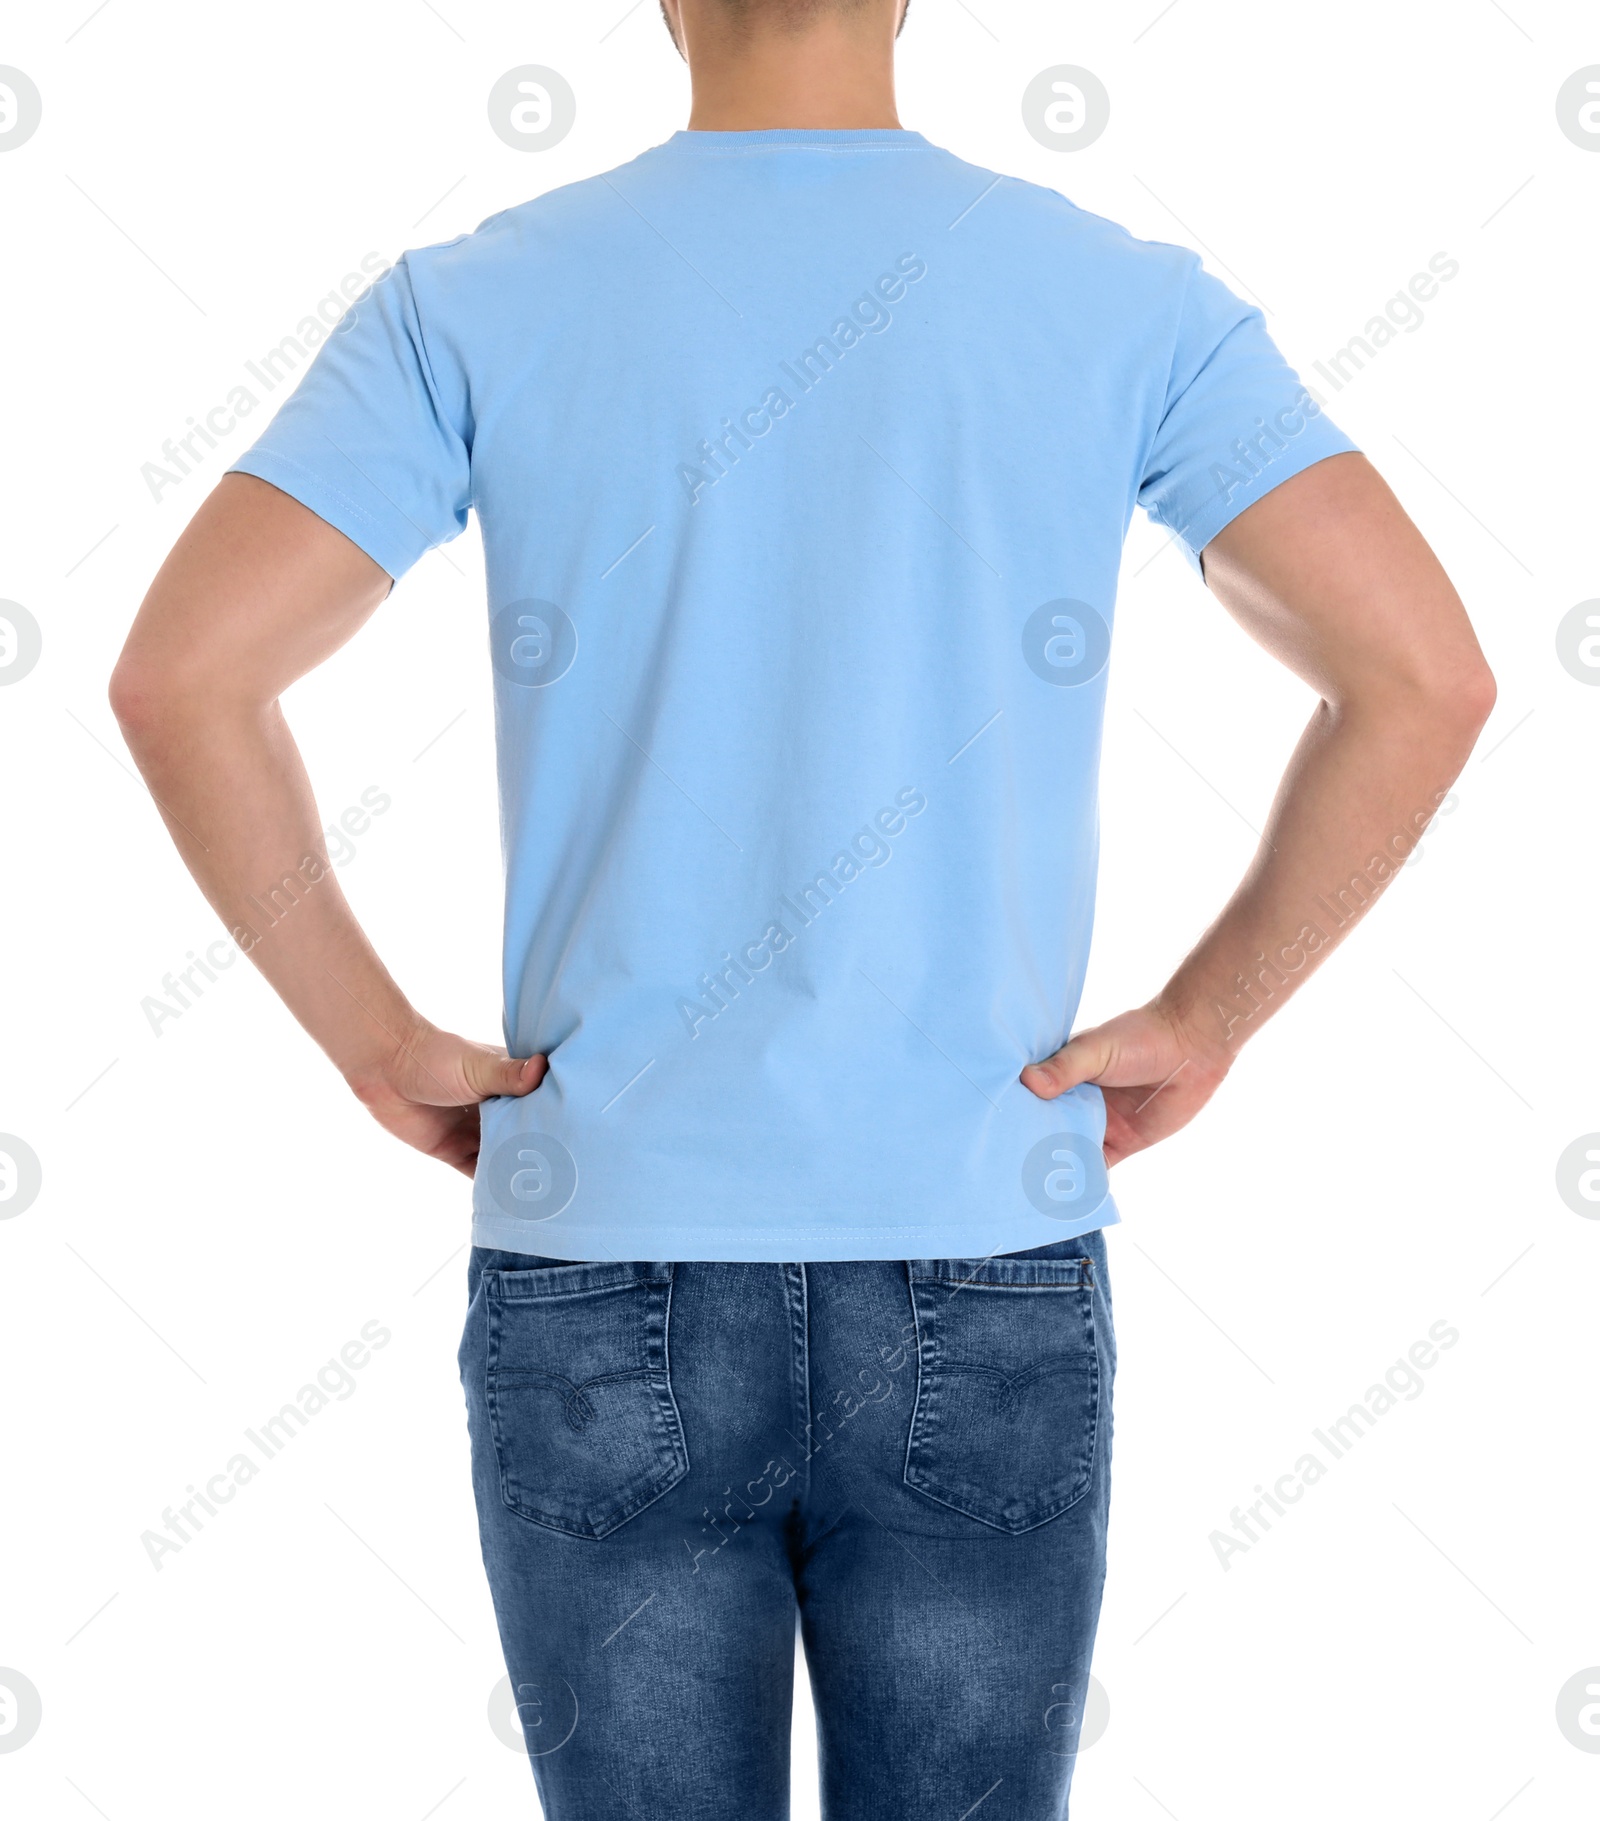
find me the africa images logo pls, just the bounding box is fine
[1021,600,1111,688]
[0,1135,42,1220]
[0,601,42,685]
[1206,387,1328,509]
[1021,1131,1109,1220]
[487,66,576,153]
[490,600,579,688]
[676,254,928,505]
[0,68,42,153]
[0,1668,42,1753]
[676,788,928,1040]
[483,1132,579,1222]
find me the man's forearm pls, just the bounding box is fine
[114,689,418,1089]
[109,475,422,1093]
[1157,688,1481,1063]
[1021,455,1496,1162]
[112,478,538,1175]
[1022,677,1490,1162]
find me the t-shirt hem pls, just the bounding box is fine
[468,1195,1121,1262]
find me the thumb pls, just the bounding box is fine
[461,1050,547,1102]
[1020,1027,1114,1101]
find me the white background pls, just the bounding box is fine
[2,1,1597,1816]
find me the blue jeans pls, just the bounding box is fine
[459,1231,1114,1819]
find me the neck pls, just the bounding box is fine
[682,12,902,131]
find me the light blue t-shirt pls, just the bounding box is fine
[230,127,1354,1261]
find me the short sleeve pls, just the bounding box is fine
[227,255,471,581]
[1138,258,1358,574]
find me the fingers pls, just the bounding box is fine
[1098,1097,1145,1168]
[510,1053,548,1095]
[1020,1028,1113,1100]
[460,1050,546,1101]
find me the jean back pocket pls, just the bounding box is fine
[484,1261,688,1540]
[903,1253,1102,1534]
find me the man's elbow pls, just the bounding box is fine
[108,653,157,745]
[108,651,194,760]
[1447,650,1497,744]
[1411,650,1497,774]
[1334,646,1496,763]
[1373,640,1497,746]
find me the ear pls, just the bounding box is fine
[660,0,688,60]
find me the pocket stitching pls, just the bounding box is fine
[485,1270,689,1539]
[902,1277,1101,1534]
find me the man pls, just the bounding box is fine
[110,0,1494,1813]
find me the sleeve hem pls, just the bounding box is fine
[1173,428,1361,576]
[225,447,431,582]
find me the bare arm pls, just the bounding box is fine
[1022,452,1496,1162]
[109,473,543,1176]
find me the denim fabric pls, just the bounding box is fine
[459,1231,1114,1819]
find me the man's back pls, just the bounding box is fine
[231,127,1350,1260]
